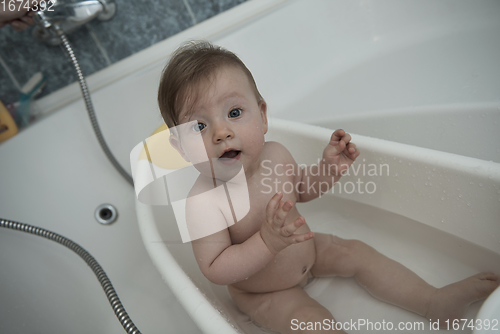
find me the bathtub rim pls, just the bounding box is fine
[267,118,500,181]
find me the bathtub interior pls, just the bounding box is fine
[228,0,500,162]
[266,23,500,162]
[138,119,500,334]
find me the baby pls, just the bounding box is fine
[158,41,498,333]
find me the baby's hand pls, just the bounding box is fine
[260,192,314,255]
[322,129,360,176]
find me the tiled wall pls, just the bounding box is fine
[0,0,247,106]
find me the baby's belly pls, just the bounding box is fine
[230,223,316,293]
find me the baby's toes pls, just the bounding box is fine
[476,272,499,281]
[473,273,499,299]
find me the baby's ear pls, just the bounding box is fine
[169,135,191,162]
[259,100,268,134]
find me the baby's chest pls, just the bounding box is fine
[228,172,298,244]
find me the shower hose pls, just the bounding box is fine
[0,25,141,334]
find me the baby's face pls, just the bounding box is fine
[171,65,267,179]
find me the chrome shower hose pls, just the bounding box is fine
[0,218,141,334]
[56,25,133,186]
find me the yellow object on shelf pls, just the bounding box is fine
[137,123,191,170]
[0,101,18,143]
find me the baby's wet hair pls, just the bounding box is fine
[158,40,263,128]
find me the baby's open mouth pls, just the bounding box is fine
[219,150,241,159]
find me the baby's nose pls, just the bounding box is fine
[213,124,234,142]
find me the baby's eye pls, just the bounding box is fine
[192,122,206,132]
[228,108,242,118]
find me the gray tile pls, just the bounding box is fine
[0,24,107,105]
[0,64,19,106]
[89,0,193,64]
[0,26,40,104]
[187,0,248,23]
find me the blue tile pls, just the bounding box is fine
[88,0,193,64]
[187,0,248,23]
[0,64,19,106]
[0,24,107,104]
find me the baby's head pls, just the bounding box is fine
[158,40,263,128]
[158,41,268,178]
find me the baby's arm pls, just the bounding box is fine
[191,192,312,285]
[298,129,360,202]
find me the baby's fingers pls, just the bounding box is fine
[331,129,345,141]
[281,216,305,237]
[274,200,293,228]
[290,231,315,244]
[266,192,283,222]
[346,142,360,158]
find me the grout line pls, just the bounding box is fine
[182,0,198,26]
[86,24,112,66]
[0,55,22,91]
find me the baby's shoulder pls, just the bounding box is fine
[262,141,296,164]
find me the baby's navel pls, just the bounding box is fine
[302,266,307,274]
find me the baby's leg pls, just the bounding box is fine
[311,234,498,325]
[229,285,346,334]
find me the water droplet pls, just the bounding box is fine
[479,183,483,187]
[467,202,471,206]
[441,197,445,201]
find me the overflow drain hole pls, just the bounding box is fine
[95,204,117,225]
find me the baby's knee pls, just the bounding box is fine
[326,236,376,268]
[324,235,373,256]
[345,239,374,254]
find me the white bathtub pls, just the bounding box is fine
[1,0,499,333]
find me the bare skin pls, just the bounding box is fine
[172,65,499,333]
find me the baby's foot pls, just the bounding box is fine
[425,272,499,328]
